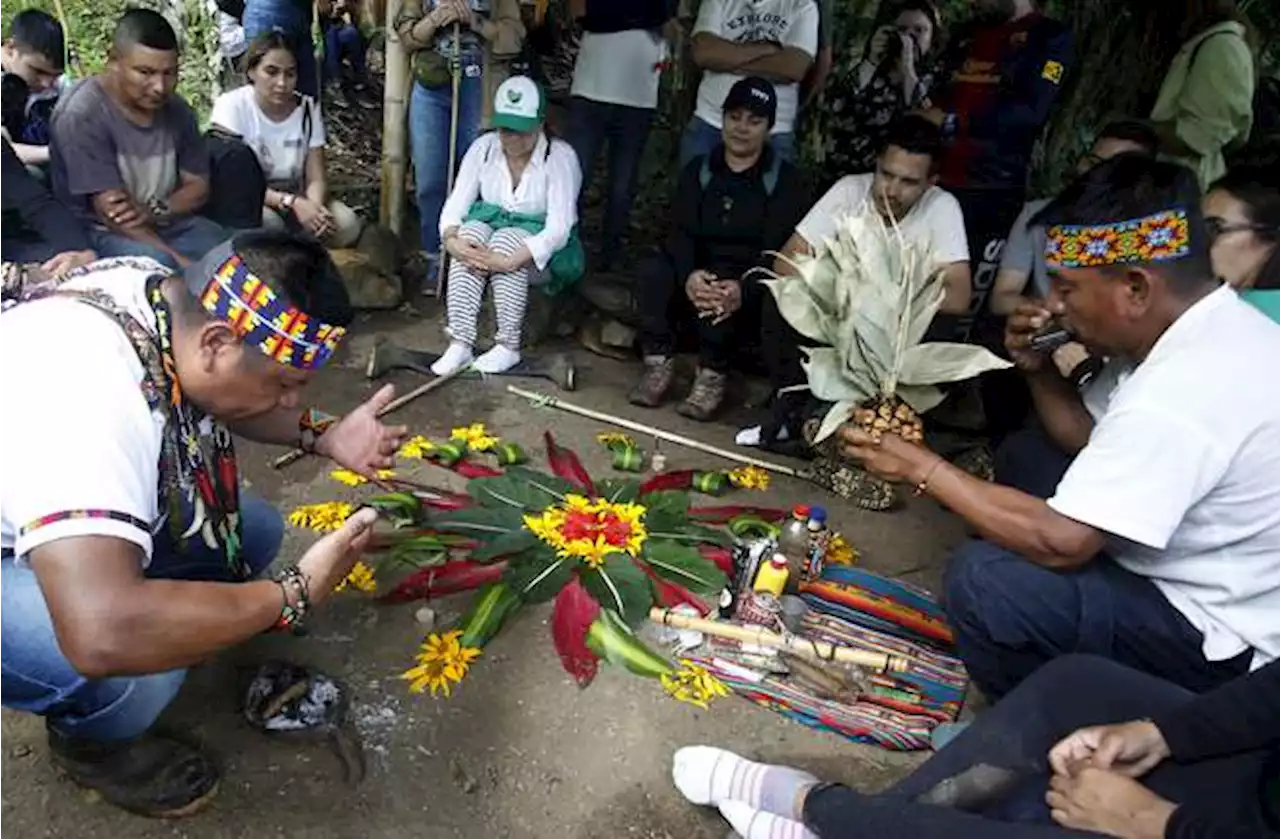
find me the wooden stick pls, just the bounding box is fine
[272,365,472,469]
[648,608,907,673]
[506,386,802,476]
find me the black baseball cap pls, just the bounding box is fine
[722,76,777,128]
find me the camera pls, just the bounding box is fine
[1028,324,1074,354]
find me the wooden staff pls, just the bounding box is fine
[649,608,907,673]
[506,385,802,476]
[272,364,472,469]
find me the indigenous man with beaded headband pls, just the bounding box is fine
[0,231,408,817]
[834,154,1280,704]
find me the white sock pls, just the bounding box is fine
[473,344,521,374]
[718,801,817,839]
[672,746,816,817]
[431,342,473,376]
[736,425,763,447]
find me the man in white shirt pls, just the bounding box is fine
[682,0,819,166]
[565,0,673,270]
[748,114,970,449]
[836,155,1280,701]
[1,232,407,817]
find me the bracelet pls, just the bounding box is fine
[272,565,311,631]
[299,407,338,454]
[912,458,944,497]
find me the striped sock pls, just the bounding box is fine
[718,801,817,839]
[672,746,816,818]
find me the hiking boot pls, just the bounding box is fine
[48,725,220,818]
[677,367,727,421]
[629,355,675,407]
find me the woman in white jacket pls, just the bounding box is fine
[433,76,583,375]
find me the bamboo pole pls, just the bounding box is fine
[506,385,802,476]
[379,0,410,233]
[648,608,907,673]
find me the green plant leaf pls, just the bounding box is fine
[385,535,450,569]
[582,555,654,627]
[649,522,733,547]
[597,478,641,503]
[468,468,576,511]
[366,492,425,528]
[813,400,857,444]
[425,505,527,539]
[503,547,575,603]
[469,529,540,561]
[639,490,690,531]
[898,343,1014,386]
[641,539,728,596]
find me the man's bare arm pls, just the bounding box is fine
[167,171,210,216]
[739,46,814,84]
[938,260,972,315]
[31,537,282,678]
[90,189,187,265]
[772,232,814,276]
[1026,368,1095,455]
[990,267,1032,316]
[691,32,777,72]
[12,141,50,166]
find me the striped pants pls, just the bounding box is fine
[446,221,539,349]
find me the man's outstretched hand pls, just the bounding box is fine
[315,384,410,474]
[298,507,378,606]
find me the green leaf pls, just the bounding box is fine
[504,546,574,603]
[582,555,654,627]
[597,478,641,503]
[467,468,577,511]
[469,529,540,561]
[425,505,527,540]
[386,535,450,569]
[641,539,728,596]
[366,492,425,528]
[898,342,1014,386]
[639,490,690,531]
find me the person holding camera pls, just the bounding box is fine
[822,0,941,180]
[833,154,1280,704]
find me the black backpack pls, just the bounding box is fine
[203,129,267,230]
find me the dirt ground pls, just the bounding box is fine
[0,305,969,838]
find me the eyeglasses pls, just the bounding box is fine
[1204,217,1270,241]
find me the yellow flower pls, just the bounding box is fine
[401,630,483,697]
[727,465,771,491]
[398,435,437,459]
[596,432,636,448]
[824,533,858,566]
[334,560,377,593]
[450,423,499,452]
[288,502,353,532]
[661,661,731,709]
[329,468,396,486]
[523,495,647,568]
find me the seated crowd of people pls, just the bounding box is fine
[2,0,1277,835]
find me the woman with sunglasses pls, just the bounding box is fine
[1204,164,1280,322]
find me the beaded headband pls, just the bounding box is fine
[1045,209,1192,270]
[198,250,345,370]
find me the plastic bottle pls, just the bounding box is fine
[752,553,790,597]
[805,506,830,580]
[776,504,811,583]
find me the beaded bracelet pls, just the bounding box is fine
[272,565,311,631]
[299,408,338,454]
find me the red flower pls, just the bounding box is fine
[601,513,632,547]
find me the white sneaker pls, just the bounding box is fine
[473,344,522,374]
[430,342,474,376]
[735,425,763,447]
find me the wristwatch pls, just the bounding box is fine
[148,197,172,226]
[281,193,297,214]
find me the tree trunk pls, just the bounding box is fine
[380,0,411,233]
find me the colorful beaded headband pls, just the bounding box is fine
[1045,209,1192,270]
[199,252,345,370]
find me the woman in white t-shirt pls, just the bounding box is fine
[210,32,362,247]
[433,76,583,376]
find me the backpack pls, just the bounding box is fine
[203,129,267,230]
[698,151,784,196]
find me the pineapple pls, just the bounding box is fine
[760,212,1011,509]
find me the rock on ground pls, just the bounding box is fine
[1,305,968,838]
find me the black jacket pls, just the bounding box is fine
[664,145,809,287]
[579,0,674,34]
[1,138,91,260]
[934,13,1074,192]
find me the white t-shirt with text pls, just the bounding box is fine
[210,86,327,190]
[1049,287,1280,669]
[796,173,970,268]
[693,0,819,135]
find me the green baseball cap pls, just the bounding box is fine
[491,75,546,134]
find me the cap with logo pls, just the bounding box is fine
[721,76,777,128]
[491,75,547,134]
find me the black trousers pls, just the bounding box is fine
[636,252,766,372]
[803,655,1273,838]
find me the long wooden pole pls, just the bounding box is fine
[272,364,473,469]
[379,0,410,232]
[648,608,907,673]
[506,386,802,476]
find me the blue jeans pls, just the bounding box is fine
[1,494,284,741]
[323,21,366,84]
[678,116,795,168]
[90,216,230,272]
[564,96,654,261]
[243,0,318,98]
[803,655,1271,837]
[410,75,484,256]
[942,540,1253,702]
